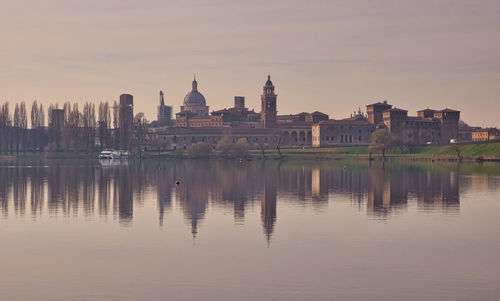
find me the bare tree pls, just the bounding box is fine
[83,102,96,152]
[19,102,28,153]
[98,102,111,149]
[31,100,40,151]
[133,112,148,156]
[0,102,12,153]
[112,101,119,149]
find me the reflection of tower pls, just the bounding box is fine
[157,167,172,227]
[261,175,277,244]
[261,75,277,128]
[311,168,320,197]
[116,167,133,224]
[415,169,460,213]
[367,169,408,218]
[176,162,211,239]
[179,186,207,239]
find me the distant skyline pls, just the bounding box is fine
[1,0,499,127]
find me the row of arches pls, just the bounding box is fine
[282,130,312,146]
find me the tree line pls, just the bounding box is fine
[0,100,144,154]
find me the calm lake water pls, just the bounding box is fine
[1,159,499,301]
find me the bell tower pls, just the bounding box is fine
[261,75,277,128]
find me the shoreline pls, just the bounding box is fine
[1,142,499,163]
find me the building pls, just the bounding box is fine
[472,128,500,142]
[261,75,277,128]
[382,108,441,145]
[49,108,65,150]
[433,108,460,144]
[312,114,375,147]
[157,91,172,127]
[366,101,392,125]
[234,96,245,109]
[457,121,474,143]
[277,111,329,125]
[119,94,134,150]
[175,111,224,128]
[367,101,459,145]
[180,76,209,116]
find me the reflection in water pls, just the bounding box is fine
[261,165,277,243]
[2,160,498,241]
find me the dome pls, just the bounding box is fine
[183,90,206,105]
[183,77,206,106]
[265,74,273,86]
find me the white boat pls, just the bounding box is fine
[99,150,114,159]
[111,150,129,159]
[99,150,130,159]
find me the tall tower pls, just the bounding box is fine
[119,94,134,150]
[261,75,277,128]
[157,90,172,126]
[366,100,392,124]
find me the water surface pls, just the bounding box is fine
[1,159,499,301]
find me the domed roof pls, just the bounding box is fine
[183,77,206,106]
[265,74,273,86]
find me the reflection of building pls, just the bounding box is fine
[175,163,211,238]
[415,170,459,212]
[0,158,477,240]
[116,167,133,224]
[367,169,408,217]
[261,177,277,243]
[157,167,172,227]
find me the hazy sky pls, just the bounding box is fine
[1,0,499,127]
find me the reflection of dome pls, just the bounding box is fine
[183,77,206,106]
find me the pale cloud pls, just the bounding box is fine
[0,0,499,127]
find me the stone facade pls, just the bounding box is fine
[472,128,500,142]
[312,116,375,147]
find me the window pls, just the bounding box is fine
[349,135,352,143]
[341,135,343,143]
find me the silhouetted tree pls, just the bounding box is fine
[369,129,394,158]
[0,103,12,153]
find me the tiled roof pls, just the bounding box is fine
[438,108,460,113]
[318,118,372,126]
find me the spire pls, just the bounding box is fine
[192,75,198,91]
[159,90,164,106]
[265,74,273,86]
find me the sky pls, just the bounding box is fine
[1,0,499,127]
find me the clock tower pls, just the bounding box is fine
[261,75,277,128]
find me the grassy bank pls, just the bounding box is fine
[249,141,500,161]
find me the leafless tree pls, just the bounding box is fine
[112,101,119,149]
[0,102,12,153]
